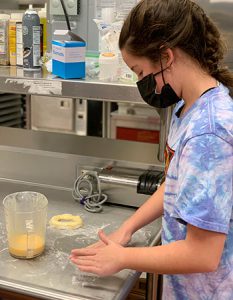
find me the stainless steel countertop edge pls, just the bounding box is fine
[0,278,102,300]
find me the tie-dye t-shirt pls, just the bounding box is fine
[162,84,233,300]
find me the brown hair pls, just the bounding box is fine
[119,0,233,87]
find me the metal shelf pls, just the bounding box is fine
[0,66,144,104]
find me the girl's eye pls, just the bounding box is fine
[138,72,143,79]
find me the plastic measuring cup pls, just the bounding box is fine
[3,191,48,259]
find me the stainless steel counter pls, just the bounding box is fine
[0,127,162,299]
[0,180,161,300]
[0,66,143,103]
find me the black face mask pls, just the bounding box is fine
[136,69,181,108]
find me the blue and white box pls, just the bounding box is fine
[52,40,86,79]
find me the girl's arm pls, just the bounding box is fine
[71,224,226,276]
[121,181,165,236]
[82,182,165,248]
[122,224,226,274]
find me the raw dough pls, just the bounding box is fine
[49,214,83,229]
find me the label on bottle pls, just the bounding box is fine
[9,23,17,65]
[33,26,41,67]
[0,28,6,54]
[16,22,23,66]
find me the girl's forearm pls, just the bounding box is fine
[121,240,216,274]
[122,182,165,235]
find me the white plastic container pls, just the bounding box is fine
[99,52,118,81]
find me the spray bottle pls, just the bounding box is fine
[22,4,41,71]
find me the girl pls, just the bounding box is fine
[70,0,233,298]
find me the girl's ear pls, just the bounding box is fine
[161,48,174,68]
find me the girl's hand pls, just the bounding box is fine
[70,230,126,276]
[87,224,132,249]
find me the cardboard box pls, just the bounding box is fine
[52,40,86,79]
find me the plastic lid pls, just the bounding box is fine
[101,52,116,58]
[0,14,10,20]
[10,13,24,20]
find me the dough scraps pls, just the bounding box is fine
[49,214,83,229]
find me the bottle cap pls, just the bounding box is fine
[10,13,23,20]
[0,14,10,20]
[25,4,38,15]
[38,3,47,18]
[101,52,116,58]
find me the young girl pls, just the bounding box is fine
[70,0,233,298]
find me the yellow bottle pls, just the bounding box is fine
[38,4,47,57]
[9,13,23,66]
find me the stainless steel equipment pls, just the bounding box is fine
[110,104,160,144]
[31,95,75,133]
[0,126,162,300]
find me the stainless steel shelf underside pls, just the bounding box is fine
[0,66,143,103]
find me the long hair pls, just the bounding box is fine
[119,0,233,87]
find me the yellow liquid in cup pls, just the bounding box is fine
[9,234,45,258]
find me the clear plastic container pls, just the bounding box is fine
[3,191,48,259]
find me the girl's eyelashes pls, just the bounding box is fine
[137,72,143,79]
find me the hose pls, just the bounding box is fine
[72,171,108,213]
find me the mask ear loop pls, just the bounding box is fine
[159,55,166,85]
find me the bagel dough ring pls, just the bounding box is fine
[49,214,83,229]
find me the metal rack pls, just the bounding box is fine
[0,93,25,128]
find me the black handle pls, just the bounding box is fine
[60,0,71,31]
